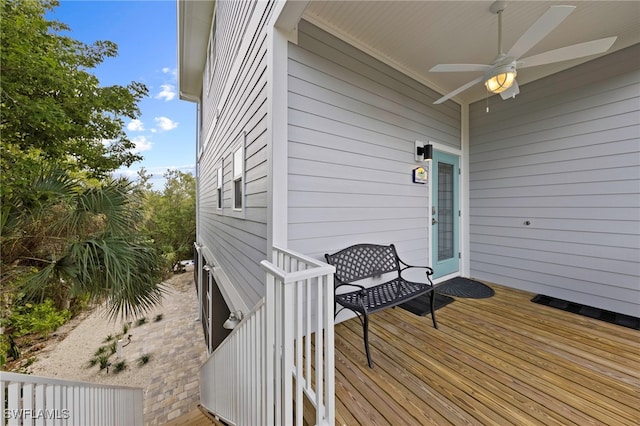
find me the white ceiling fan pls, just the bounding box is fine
[430,1,617,104]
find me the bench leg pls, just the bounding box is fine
[362,313,374,368]
[430,291,439,329]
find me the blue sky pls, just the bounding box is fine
[51,0,196,189]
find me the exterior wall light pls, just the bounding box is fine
[223,311,243,329]
[415,141,433,162]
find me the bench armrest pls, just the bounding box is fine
[398,265,435,292]
[399,263,434,276]
[397,255,434,275]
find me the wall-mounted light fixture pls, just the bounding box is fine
[415,141,433,162]
[223,311,243,329]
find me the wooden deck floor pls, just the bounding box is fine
[333,284,639,425]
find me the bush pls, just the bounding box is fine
[9,300,71,338]
[137,353,151,366]
[98,354,110,370]
[113,360,127,373]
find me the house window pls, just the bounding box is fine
[233,146,243,210]
[205,19,216,92]
[216,166,223,210]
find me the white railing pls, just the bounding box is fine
[199,246,335,425]
[1,371,143,426]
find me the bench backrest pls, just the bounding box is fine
[325,244,400,284]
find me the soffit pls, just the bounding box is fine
[178,0,215,101]
[303,1,640,104]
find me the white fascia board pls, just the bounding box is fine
[177,0,215,100]
[275,0,310,38]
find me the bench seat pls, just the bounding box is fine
[335,277,433,314]
[325,243,439,368]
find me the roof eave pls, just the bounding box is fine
[177,0,216,102]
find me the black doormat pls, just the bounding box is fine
[437,277,495,299]
[531,294,640,330]
[399,293,454,316]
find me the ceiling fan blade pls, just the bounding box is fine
[507,5,575,60]
[430,64,492,73]
[433,76,485,104]
[518,37,617,68]
[500,80,519,100]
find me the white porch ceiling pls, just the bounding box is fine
[302,1,640,105]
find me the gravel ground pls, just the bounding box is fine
[28,268,208,424]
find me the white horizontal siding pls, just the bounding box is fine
[197,0,275,309]
[468,44,640,317]
[287,21,460,264]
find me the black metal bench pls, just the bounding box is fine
[325,243,438,368]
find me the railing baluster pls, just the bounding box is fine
[305,277,312,388]
[35,383,45,426]
[295,279,303,426]
[7,382,20,426]
[198,246,335,425]
[0,373,142,426]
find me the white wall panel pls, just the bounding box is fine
[287,21,460,264]
[198,0,275,309]
[469,44,640,317]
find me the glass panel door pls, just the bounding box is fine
[431,150,460,279]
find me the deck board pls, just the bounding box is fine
[334,283,640,425]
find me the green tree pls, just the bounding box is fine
[142,170,196,268]
[0,0,148,199]
[1,170,165,319]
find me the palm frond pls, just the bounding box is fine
[68,237,165,319]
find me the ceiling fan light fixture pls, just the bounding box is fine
[485,69,517,94]
[484,63,518,93]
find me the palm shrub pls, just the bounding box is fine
[1,170,165,321]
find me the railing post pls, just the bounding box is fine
[282,280,294,426]
[324,272,336,425]
[265,272,275,425]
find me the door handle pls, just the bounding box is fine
[432,218,438,225]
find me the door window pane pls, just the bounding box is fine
[438,163,454,261]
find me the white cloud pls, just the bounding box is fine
[154,116,179,131]
[155,84,176,101]
[131,136,153,153]
[112,168,139,179]
[127,119,145,131]
[162,67,177,77]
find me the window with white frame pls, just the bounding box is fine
[205,18,216,92]
[233,145,243,210]
[207,31,216,89]
[216,166,223,210]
